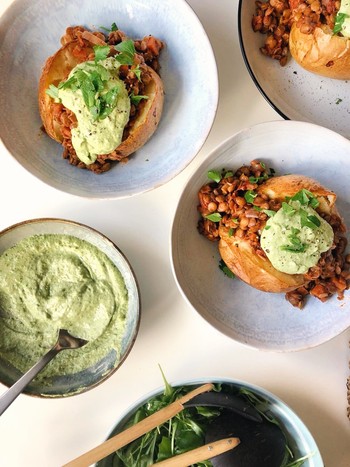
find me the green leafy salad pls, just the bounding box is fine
[103,374,313,467]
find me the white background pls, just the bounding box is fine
[0,0,349,466]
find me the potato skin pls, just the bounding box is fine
[289,23,350,80]
[38,41,94,143]
[218,175,337,293]
[38,39,164,157]
[219,226,306,293]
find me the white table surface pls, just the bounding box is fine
[0,0,349,466]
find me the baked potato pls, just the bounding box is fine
[289,22,350,80]
[252,0,350,80]
[38,26,164,173]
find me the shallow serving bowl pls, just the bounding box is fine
[0,0,218,199]
[238,0,350,139]
[0,218,140,397]
[171,120,350,352]
[97,377,323,466]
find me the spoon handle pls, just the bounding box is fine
[0,347,59,416]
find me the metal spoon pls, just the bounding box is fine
[205,408,287,467]
[0,329,88,416]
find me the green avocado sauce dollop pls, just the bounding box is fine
[58,57,131,165]
[0,234,129,382]
[260,195,334,275]
[334,0,350,37]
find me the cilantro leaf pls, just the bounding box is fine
[130,93,149,105]
[46,84,60,99]
[244,190,257,203]
[219,260,235,278]
[204,212,221,222]
[99,22,119,33]
[334,12,348,34]
[94,45,110,63]
[99,85,121,119]
[115,39,136,65]
[207,170,221,183]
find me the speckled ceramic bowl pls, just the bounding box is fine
[0,218,140,397]
[238,0,350,139]
[0,0,218,198]
[97,377,323,466]
[171,120,350,352]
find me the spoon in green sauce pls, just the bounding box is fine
[0,329,88,416]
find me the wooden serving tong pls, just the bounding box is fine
[63,383,240,467]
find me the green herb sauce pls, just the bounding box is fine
[261,202,334,275]
[58,57,130,165]
[0,234,128,380]
[334,0,350,37]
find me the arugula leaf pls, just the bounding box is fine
[115,39,136,65]
[204,212,221,222]
[207,170,221,183]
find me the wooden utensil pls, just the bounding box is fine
[151,437,240,466]
[63,383,214,467]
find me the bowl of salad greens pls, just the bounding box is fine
[97,376,323,467]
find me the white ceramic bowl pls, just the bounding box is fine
[238,1,350,139]
[97,377,323,466]
[171,120,350,352]
[0,0,218,199]
[0,218,140,397]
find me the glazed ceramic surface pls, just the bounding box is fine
[0,218,140,397]
[0,0,218,198]
[171,120,350,352]
[97,377,323,466]
[238,1,350,139]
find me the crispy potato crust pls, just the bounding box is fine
[289,23,350,80]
